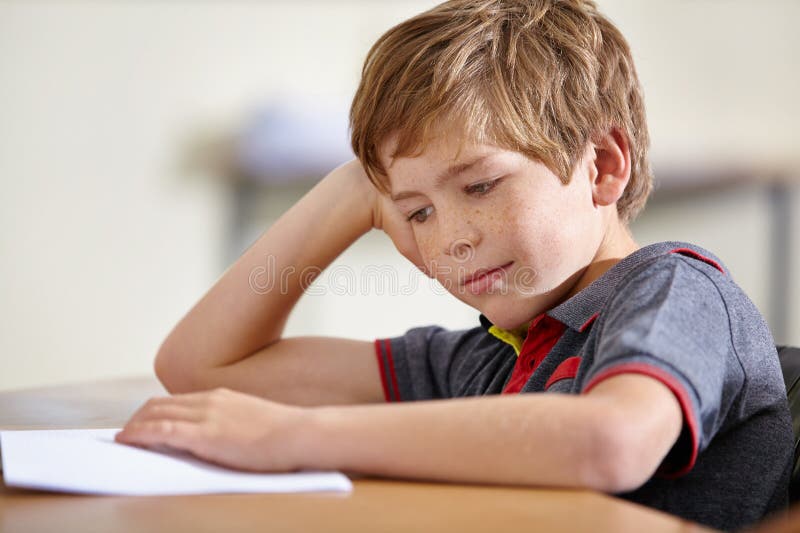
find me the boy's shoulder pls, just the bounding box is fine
[548,240,759,338]
[612,241,732,303]
[549,240,782,414]
[564,241,778,375]
[603,241,773,358]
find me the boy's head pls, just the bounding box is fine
[349,0,650,328]
[350,0,652,223]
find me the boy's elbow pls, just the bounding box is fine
[154,343,198,394]
[583,413,657,494]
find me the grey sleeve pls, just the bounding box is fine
[582,256,743,476]
[374,324,497,402]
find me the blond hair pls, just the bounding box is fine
[350,0,652,222]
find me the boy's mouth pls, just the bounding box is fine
[460,261,514,291]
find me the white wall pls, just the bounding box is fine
[1,0,798,390]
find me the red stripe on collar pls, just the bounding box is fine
[669,248,725,274]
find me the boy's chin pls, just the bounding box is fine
[454,291,545,330]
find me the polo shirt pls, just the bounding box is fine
[373,241,793,531]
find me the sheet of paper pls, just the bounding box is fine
[0,428,352,496]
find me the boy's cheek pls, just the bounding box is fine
[415,234,438,267]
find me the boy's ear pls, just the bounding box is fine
[588,128,631,208]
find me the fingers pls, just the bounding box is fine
[115,419,208,459]
[128,402,204,426]
[116,399,222,465]
[124,395,203,424]
[122,389,235,434]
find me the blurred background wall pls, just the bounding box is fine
[1,0,798,391]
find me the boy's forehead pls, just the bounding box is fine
[378,129,489,179]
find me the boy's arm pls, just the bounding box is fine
[117,373,682,493]
[155,160,412,406]
[307,373,682,492]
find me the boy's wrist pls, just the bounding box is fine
[293,405,347,471]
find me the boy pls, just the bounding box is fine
[115,1,793,530]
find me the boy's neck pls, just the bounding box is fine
[508,219,638,336]
[565,220,639,301]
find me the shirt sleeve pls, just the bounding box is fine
[374,324,508,402]
[581,255,744,477]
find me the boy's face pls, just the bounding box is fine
[380,132,615,330]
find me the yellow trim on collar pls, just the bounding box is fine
[487,324,528,356]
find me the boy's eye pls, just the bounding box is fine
[406,178,502,224]
[407,206,433,224]
[466,178,501,195]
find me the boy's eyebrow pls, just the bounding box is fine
[390,155,491,201]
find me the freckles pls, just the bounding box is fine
[473,207,496,223]
[418,233,437,260]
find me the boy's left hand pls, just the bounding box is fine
[115,388,312,472]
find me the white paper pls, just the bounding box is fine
[0,428,352,496]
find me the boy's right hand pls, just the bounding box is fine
[354,162,429,278]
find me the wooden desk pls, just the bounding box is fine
[0,378,714,533]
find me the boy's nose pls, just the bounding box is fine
[437,209,482,262]
[445,238,476,263]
